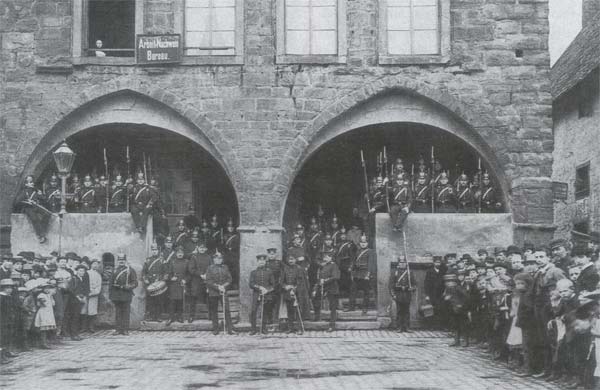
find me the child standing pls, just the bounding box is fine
[34,282,56,349]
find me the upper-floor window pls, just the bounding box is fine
[276,0,347,64]
[185,0,236,56]
[378,0,450,65]
[575,162,590,200]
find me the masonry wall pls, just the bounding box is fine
[552,72,600,238]
[1,0,554,249]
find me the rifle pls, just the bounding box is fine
[430,146,435,213]
[360,150,371,211]
[383,147,390,213]
[477,158,482,214]
[104,148,109,213]
[126,146,130,212]
[143,152,148,184]
[402,231,412,289]
[411,164,415,194]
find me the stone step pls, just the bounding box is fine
[139,319,383,331]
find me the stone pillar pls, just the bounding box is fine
[237,225,283,324]
[511,177,556,245]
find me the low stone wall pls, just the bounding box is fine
[375,213,513,325]
[11,213,147,327]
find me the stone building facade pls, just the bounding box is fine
[551,2,600,239]
[1,0,554,322]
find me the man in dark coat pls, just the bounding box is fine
[222,219,240,289]
[0,278,16,363]
[312,250,340,332]
[280,254,310,334]
[15,175,52,243]
[424,256,446,328]
[205,251,233,335]
[186,240,211,323]
[348,234,376,314]
[166,245,188,326]
[142,243,166,322]
[572,244,599,294]
[389,259,416,332]
[550,238,573,274]
[249,254,275,335]
[64,264,90,340]
[109,254,138,335]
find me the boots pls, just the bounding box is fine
[39,331,51,349]
[88,315,97,333]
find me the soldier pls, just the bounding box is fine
[76,174,100,213]
[160,235,175,317]
[389,259,416,332]
[412,170,431,213]
[288,233,308,273]
[435,171,455,213]
[348,234,376,314]
[312,249,340,332]
[184,205,200,232]
[186,239,211,323]
[142,243,165,322]
[161,235,176,265]
[15,175,52,243]
[67,174,81,212]
[153,208,170,249]
[249,254,276,335]
[222,219,240,289]
[208,215,222,253]
[321,233,335,256]
[478,172,502,213]
[148,176,161,209]
[96,175,109,213]
[329,215,342,246]
[199,220,212,246]
[306,217,323,291]
[206,251,234,335]
[280,254,310,334]
[335,227,356,296]
[46,173,61,213]
[456,173,476,213]
[173,219,190,253]
[389,172,412,232]
[369,175,387,214]
[109,254,138,336]
[165,245,188,326]
[392,158,405,176]
[129,171,156,234]
[294,223,307,249]
[109,174,127,212]
[316,205,327,233]
[266,248,283,327]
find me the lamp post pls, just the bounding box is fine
[52,141,76,255]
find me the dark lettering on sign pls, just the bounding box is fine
[136,35,181,65]
[552,181,568,201]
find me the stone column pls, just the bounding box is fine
[237,225,283,324]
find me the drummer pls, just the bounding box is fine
[142,243,167,322]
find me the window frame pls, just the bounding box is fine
[175,0,245,65]
[72,0,144,65]
[276,0,347,65]
[575,162,591,200]
[378,0,450,65]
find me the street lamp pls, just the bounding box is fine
[52,141,76,215]
[52,141,75,255]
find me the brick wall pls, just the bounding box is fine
[552,71,600,238]
[1,0,554,246]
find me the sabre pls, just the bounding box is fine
[360,150,371,211]
[293,290,305,333]
[143,152,148,185]
[222,288,227,334]
[182,278,186,322]
[104,148,109,213]
[259,291,265,334]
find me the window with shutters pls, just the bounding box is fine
[378,0,450,65]
[276,0,347,64]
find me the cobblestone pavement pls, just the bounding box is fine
[1,330,562,390]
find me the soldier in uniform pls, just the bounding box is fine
[160,235,175,317]
[173,219,191,253]
[478,172,503,213]
[321,233,335,256]
[312,249,340,332]
[109,254,138,335]
[335,227,356,296]
[183,205,200,232]
[67,174,81,212]
[222,219,240,289]
[266,248,283,327]
[306,217,323,292]
[249,254,276,335]
[389,259,416,332]
[413,170,431,213]
[206,251,234,335]
[348,234,376,314]
[280,254,309,334]
[166,245,188,326]
[109,174,127,212]
[208,215,222,253]
[329,215,342,246]
[186,239,211,323]
[392,158,405,176]
[456,173,476,213]
[288,233,309,273]
[15,175,52,243]
[199,220,212,246]
[154,208,170,249]
[369,176,387,214]
[129,171,156,234]
[96,175,109,213]
[142,243,165,322]
[46,173,62,213]
[294,223,307,249]
[389,172,412,232]
[76,174,100,213]
[435,171,455,213]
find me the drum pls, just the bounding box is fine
[147,280,167,296]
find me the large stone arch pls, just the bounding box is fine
[9,88,245,221]
[277,75,511,225]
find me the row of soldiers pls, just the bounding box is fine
[423,234,600,389]
[367,157,502,231]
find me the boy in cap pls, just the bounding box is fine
[249,254,275,335]
[313,249,340,332]
[443,273,470,347]
[206,251,234,335]
[109,254,138,335]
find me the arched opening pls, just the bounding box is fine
[283,122,507,314]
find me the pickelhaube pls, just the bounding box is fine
[324,233,332,240]
[211,214,218,223]
[227,218,234,227]
[191,230,199,237]
[164,235,173,243]
[136,171,145,180]
[150,242,158,250]
[84,174,93,182]
[332,215,338,223]
[310,216,317,225]
[340,226,346,234]
[458,173,468,182]
[359,234,368,243]
[176,219,185,227]
[482,171,490,181]
[50,173,58,183]
[295,223,304,231]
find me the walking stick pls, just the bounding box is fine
[182,281,186,322]
[222,289,227,334]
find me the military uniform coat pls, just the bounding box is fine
[389,269,416,304]
[424,267,445,305]
[250,267,276,306]
[109,265,138,302]
[318,261,341,295]
[77,186,100,213]
[142,255,165,285]
[205,264,232,297]
[109,185,126,211]
[187,252,211,297]
[46,185,62,213]
[352,248,376,280]
[167,257,189,300]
